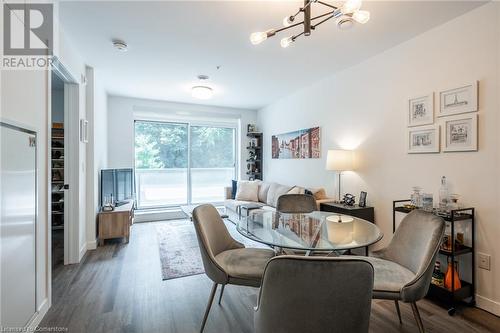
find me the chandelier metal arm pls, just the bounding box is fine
[274,10,334,35]
[311,13,336,30]
[317,1,338,10]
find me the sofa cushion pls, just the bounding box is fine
[266,183,293,207]
[236,181,259,201]
[258,182,272,203]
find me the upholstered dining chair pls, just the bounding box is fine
[192,204,275,333]
[276,194,316,213]
[354,210,445,333]
[254,256,374,333]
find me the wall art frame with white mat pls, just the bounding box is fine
[441,113,478,152]
[438,81,478,117]
[407,125,440,154]
[408,92,434,127]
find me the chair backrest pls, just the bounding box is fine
[254,256,374,333]
[276,194,316,213]
[192,204,243,284]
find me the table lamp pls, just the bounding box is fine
[326,149,355,201]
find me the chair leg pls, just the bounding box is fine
[200,283,218,333]
[218,284,225,305]
[410,302,425,333]
[394,300,402,324]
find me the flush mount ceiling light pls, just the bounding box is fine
[112,39,128,52]
[250,0,370,48]
[191,75,214,100]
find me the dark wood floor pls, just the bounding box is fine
[41,221,500,333]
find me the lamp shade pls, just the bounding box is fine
[326,149,354,171]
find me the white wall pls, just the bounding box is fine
[85,67,108,250]
[107,96,257,180]
[258,3,500,314]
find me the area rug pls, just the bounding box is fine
[156,219,267,280]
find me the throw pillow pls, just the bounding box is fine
[258,182,271,203]
[287,186,305,195]
[266,183,292,207]
[308,187,328,200]
[231,180,238,199]
[235,181,259,202]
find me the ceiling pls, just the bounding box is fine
[59,1,486,110]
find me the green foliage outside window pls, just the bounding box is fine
[135,121,235,169]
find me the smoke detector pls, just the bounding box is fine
[112,39,128,52]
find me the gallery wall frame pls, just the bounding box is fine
[408,92,434,127]
[407,124,440,154]
[438,81,478,117]
[441,113,478,152]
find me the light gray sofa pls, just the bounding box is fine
[224,181,332,223]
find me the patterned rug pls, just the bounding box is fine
[156,219,267,280]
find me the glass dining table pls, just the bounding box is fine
[236,210,383,255]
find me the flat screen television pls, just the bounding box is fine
[100,168,134,207]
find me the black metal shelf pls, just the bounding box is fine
[393,199,475,315]
[246,132,263,181]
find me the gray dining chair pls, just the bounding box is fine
[254,256,374,333]
[354,210,445,333]
[192,204,275,333]
[276,194,316,213]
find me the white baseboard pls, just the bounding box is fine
[476,294,500,316]
[27,297,49,329]
[79,242,87,261]
[86,239,97,250]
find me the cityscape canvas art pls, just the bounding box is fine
[272,127,320,159]
[442,114,478,152]
[407,125,439,153]
[408,93,434,127]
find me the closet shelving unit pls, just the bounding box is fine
[51,124,65,230]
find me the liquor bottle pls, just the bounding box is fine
[439,176,449,212]
[444,258,461,290]
[431,261,444,287]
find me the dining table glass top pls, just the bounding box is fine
[236,211,383,252]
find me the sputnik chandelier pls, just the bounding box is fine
[250,0,370,48]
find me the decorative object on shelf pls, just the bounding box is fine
[407,125,440,154]
[410,186,422,208]
[456,232,465,247]
[325,149,355,201]
[272,126,320,159]
[442,113,478,152]
[438,81,478,117]
[247,124,257,133]
[431,261,445,287]
[442,234,452,252]
[439,176,449,213]
[358,191,367,207]
[341,193,355,206]
[448,193,460,211]
[422,193,433,211]
[444,259,461,291]
[250,0,370,48]
[408,92,434,127]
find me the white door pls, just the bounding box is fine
[0,122,37,327]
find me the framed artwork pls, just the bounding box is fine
[271,127,320,159]
[407,125,440,154]
[438,81,478,117]
[408,93,434,127]
[442,114,478,152]
[359,191,367,207]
